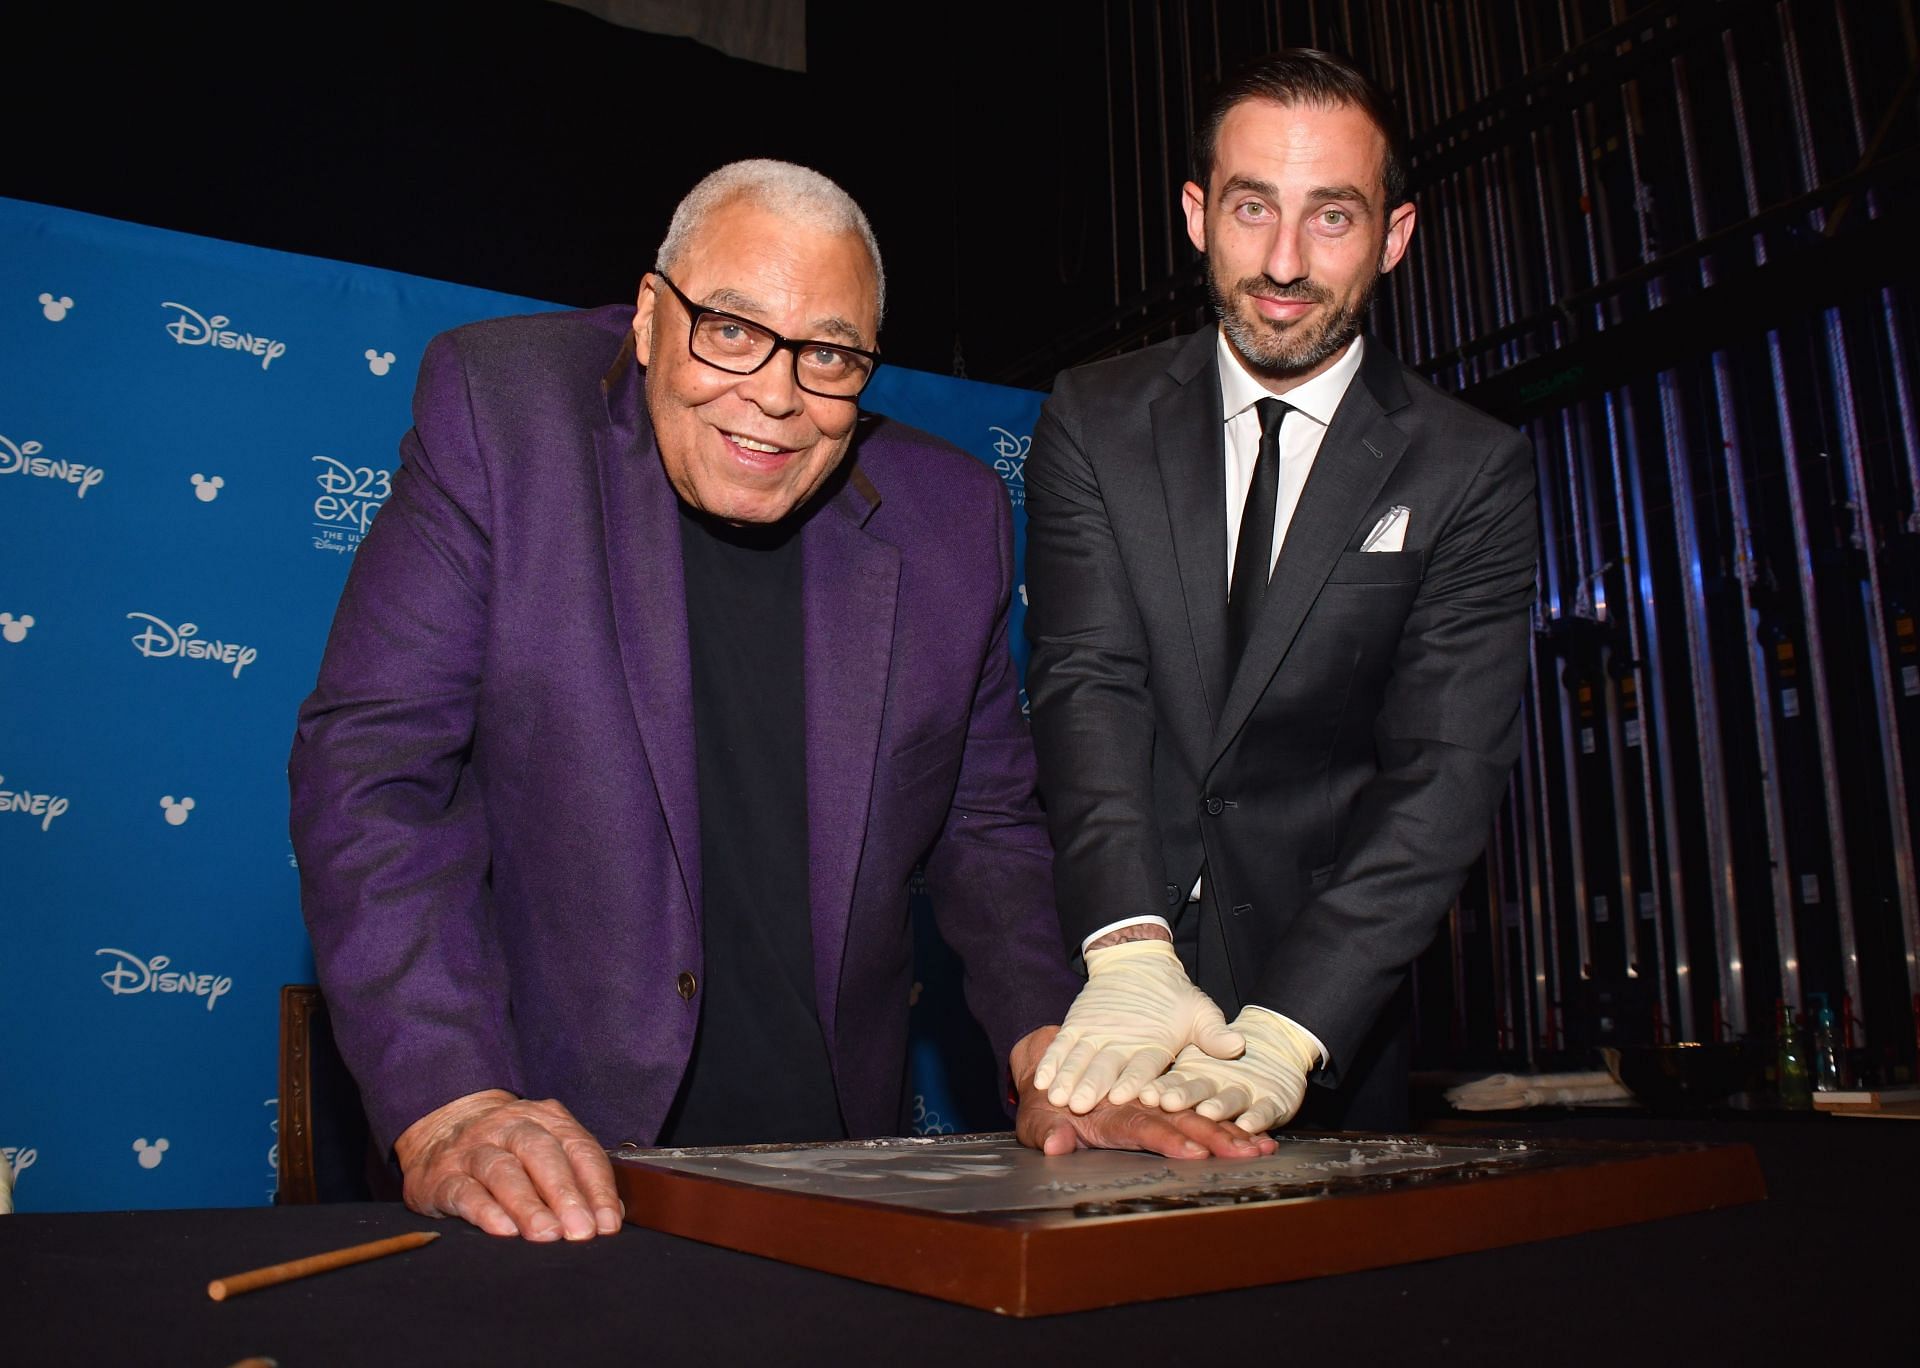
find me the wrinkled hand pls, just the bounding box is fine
[1014,1027,1277,1159]
[393,1089,623,1242]
[1033,940,1245,1113]
[1139,1009,1320,1133]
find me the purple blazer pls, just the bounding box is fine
[289,305,1077,1152]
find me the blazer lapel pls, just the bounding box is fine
[592,333,703,926]
[1209,341,1411,764]
[801,458,899,1054]
[1152,328,1232,727]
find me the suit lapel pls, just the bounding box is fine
[801,458,899,1053]
[592,334,704,928]
[1152,328,1232,726]
[1209,342,1411,764]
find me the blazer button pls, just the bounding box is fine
[1205,796,1225,815]
[676,971,697,1000]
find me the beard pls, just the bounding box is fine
[1209,264,1376,379]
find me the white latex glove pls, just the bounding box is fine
[1139,1007,1319,1133]
[1033,940,1246,1114]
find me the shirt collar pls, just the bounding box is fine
[1215,329,1367,430]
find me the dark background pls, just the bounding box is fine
[3,1,1114,384]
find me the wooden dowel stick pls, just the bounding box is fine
[208,1230,439,1300]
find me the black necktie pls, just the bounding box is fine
[1228,397,1288,664]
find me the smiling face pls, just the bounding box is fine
[634,196,880,524]
[1184,97,1416,389]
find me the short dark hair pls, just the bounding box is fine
[1193,49,1408,207]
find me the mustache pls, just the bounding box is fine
[1232,274,1334,305]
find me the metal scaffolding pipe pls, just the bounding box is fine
[1554,409,1599,977]
[1486,807,1516,1053]
[1532,415,1595,962]
[1614,387,1693,1039]
[1571,408,1641,980]
[1836,0,1920,844]
[1830,2,1920,531]
[1507,784,1539,1061]
[1566,37,1745,1036]
[1599,399,1660,986]
[1525,643,1566,1051]
[1465,0,1526,1028]
[1770,5,1920,1008]
[1662,37,1868,1035]
[1662,44,1801,1010]
[1650,360,1748,1037]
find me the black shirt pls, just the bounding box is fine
[655,503,845,1146]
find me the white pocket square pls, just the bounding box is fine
[1360,505,1410,553]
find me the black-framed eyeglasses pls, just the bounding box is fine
[655,273,880,400]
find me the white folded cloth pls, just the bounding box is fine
[1444,1070,1633,1111]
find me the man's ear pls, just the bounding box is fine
[1379,201,1417,275]
[1181,180,1209,255]
[633,275,658,367]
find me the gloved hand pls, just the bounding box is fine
[1032,939,1245,1114]
[1139,1007,1320,1133]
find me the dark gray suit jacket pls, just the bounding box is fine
[1024,327,1537,1096]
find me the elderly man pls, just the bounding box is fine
[1026,51,1538,1134]
[291,160,1270,1244]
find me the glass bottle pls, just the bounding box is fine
[1811,994,1848,1092]
[1776,1001,1813,1110]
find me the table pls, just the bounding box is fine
[4,1114,1909,1365]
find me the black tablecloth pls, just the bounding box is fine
[4,1114,1910,1366]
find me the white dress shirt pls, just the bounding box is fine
[1219,331,1367,583]
[1078,333,1367,1066]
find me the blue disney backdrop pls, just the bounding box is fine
[0,198,1041,1213]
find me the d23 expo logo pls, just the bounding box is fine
[989,426,1029,507]
[126,612,259,679]
[311,455,390,554]
[0,431,105,499]
[96,948,233,1010]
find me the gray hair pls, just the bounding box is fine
[655,159,886,327]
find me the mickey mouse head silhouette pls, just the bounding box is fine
[0,612,32,644]
[365,348,397,377]
[133,1137,171,1169]
[37,292,74,322]
[190,473,226,503]
[160,795,196,826]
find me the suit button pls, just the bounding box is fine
[1205,796,1224,815]
[676,971,697,1000]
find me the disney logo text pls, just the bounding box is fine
[126,612,259,678]
[0,433,103,498]
[161,301,286,370]
[0,773,69,831]
[96,948,233,1010]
